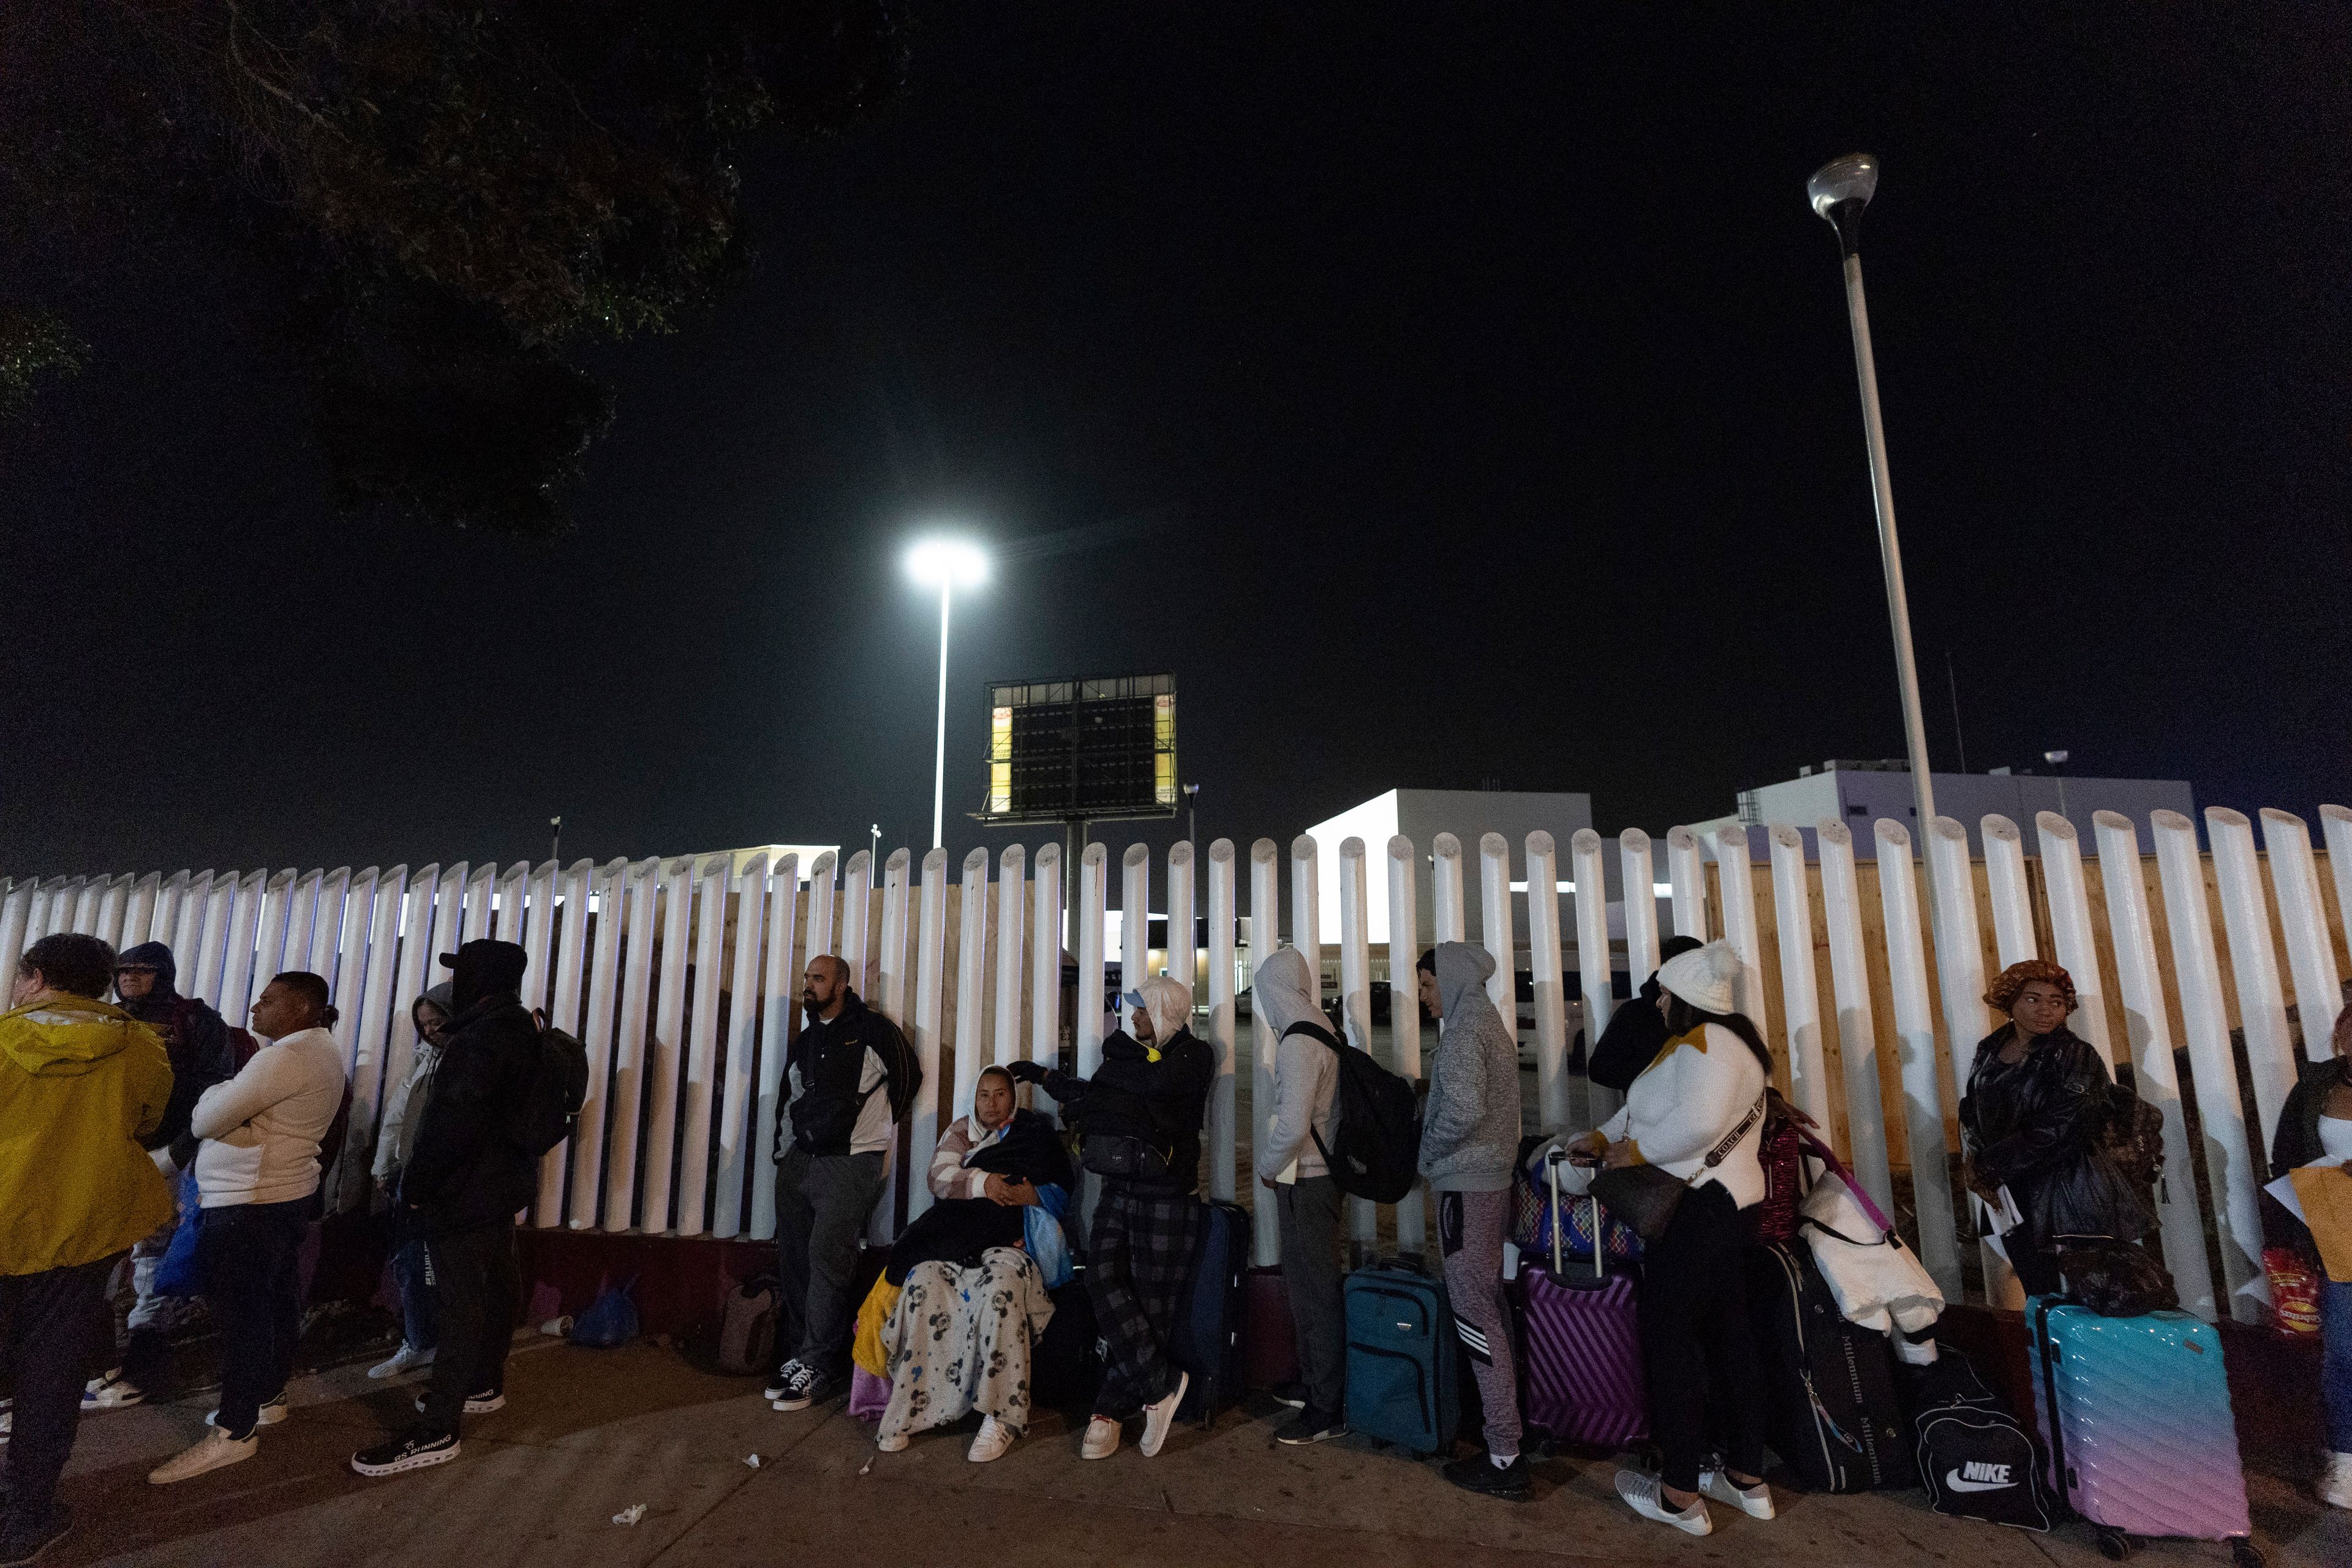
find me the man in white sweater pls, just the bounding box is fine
[1250,947,1345,1447]
[148,972,347,1485]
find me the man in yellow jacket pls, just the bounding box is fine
[1,932,173,1566]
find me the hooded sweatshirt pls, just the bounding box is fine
[0,992,176,1273]
[116,940,237,1162]
[374,982,454,1182]
[1417,943,1521,1193]
[1251,947,1335,1183]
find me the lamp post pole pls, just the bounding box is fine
[1811,153,1937,827]
[929,581,952,851]
[907,537,988,855]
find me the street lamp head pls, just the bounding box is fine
[905,537,989,590]
[1807,153,1879,256]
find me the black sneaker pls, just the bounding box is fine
[1274,1408,1348,1446]
[351,1430,461,1477]
[761,1359,805,1403]
[414,1389,505,1415]
[772,1365,836,1412]
[1444,1451,1531,1501]
[0,1504,71,1567]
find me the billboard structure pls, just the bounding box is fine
[979,674,1178,825]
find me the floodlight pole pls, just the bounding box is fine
[1812,154,1937,828]
[930,582,952,851]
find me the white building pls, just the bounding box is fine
[1302,788,1597,947]
[1697,760,2193,858]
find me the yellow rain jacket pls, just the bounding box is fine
[0,992,176,1274]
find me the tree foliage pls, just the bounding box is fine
[0,1,906,535]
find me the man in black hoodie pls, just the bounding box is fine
[767,956,919,1412]
[350,940,538,1479]
[83,941,238,1408]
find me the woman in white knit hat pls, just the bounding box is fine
[1561,938,1774,1538]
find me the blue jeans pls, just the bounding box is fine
[2324,1277,2352,1454]
[394,1238,439,1352]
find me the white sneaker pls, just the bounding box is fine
[81,1373,145,1411]
[369,1344,435,1380]
[1616,1467,1713,1536]
[2321,1451,2352,1511]
[875,1430,909,1453]
[1701,1468,1775,1520]
[1138,1371,1188,1458]
[968,1415,1014,1463]
[207,1393,288,1429]
[149,1427,258,1485]
[1080,1416,1121,1460]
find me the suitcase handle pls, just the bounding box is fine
[1544,1150,1602,1280]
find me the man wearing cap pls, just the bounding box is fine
[766,954,921,1412]
[351,940,539,1479]
[1009,973,1213,1461]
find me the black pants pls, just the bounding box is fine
[1276,1177,1346,1415]
[1,1254,119,1530]
[773,1145,886,1381]
[1637,1182,1767,1493]
[420,1220,519,1437]
[199,1199,308,1439]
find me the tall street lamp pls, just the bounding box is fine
[1809,153,1938,826]
[905,537,989,851]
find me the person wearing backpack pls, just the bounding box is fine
[350,940,538,1480]
[1250,946,1345,1446]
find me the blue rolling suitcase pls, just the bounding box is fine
[1172,1200,1248,1425]
[1344,1260,1460,1454]
[2028,1297,2260,1565]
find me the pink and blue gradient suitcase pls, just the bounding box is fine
[2029,1297,2261,1565]
[1514,1157,1647,1450]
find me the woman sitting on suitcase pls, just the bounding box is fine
[1959,959,2139,1300]
[1561,940,1776,1537]
[1009,974,1213,1463]
[868,1065,1074,1462]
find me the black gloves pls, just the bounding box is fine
[1006,1060,1048,1085]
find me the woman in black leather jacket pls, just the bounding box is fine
[1959,959,2143,1295]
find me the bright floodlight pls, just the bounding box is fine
[906,537,988,589]
[1808,153,1879,220]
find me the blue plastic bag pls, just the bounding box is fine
[153,1172,205,1297]
[567,1275,639,1348]
[1022,1183,1074,1291]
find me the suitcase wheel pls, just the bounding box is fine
[2094,1528,2133,1562]
[2229,1539,2264,1568]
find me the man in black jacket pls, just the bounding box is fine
[767,955,919,1412]
[86,941,239,1408]
[351,940,538,1479]
[1009,973,1213,1461]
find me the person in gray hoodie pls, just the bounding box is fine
[366,983,453,1379]
[1250,946,1346,1445]
[1416,942,1526,1500]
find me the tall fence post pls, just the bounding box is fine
[1525,832,1571,1134]
[1477,833,1513,1012]
[1570,830,1614,1116]
[2321,805,2352,952]
[2151,809,2269,1323]
[1249,838,1281,1267]
[1431,833,1465,943]
[2033,814,2117,1072]
[1338,837,1376,1244]
[1979,816,2038,967]
[1205,840,1237,1205]
[1666,827,1708,941]
[1710,826,1764,1023]
[1167,840,1197,1000]
[953,848,990,1123]
[2260,809,2343,1058]
[570,858,630,1231]
[840,851,873,994]
[1766,825,1831,1128]
[1076,844,1109,1081]
[1924,816,2005,1302]
[878,848,913,1025]
[1619,830,1661,991]
[1815,822,1894,1218]
[639,857,696,1235]
[709,854,768,1241]
[1120,845,1151,1035]
[605,857,662,1232]
[1872,820,1962,1302]
[2206,807,2297,1148]
[905,849,949,1226]
[995,845,1027,1071]
[1028,844,1064,1118]
[1386,835,1425,1253]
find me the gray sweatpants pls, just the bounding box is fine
[1439,1187,1522,1459]
[774,1145,886,1380]
[1276,1176,1346,1415]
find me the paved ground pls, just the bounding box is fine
[42,1333,2348,1568]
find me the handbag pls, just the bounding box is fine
[1081,1133,1173,1181]
[1589,1093,1766,1242]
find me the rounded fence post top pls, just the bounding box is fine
[844,848,871,875]
[1250,838,1278,864]
[1340,835,1365,860]
[2151,809,2194,832]
[1570,828,1602,855]
[1479,831,1509,858]
[1291,833,1317,861]
[1981,815,2021,843]
[885,846,912,872]
[2092,810,2135,832]
[999,843,1025,869]
[1619,827,1651,851]
[1033,841,1060,869]
[921,846,948,873]
[1926,816,1968,843]
[1432,832,1461,858]
[1817,818,1852,849]
[1526,830,1555,857]
[2204,805,2251,830]
[1209,837,1236,864]
[1387,834,1415,861]
[2034,812,2078,843]
[1122,843,1151,869]
[962,846,990,872]
[1769,824,1804,850]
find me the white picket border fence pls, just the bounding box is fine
[9,801,2348,1325]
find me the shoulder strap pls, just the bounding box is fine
[1280,1019,1345,1052]
[1701,1094,1768,1169]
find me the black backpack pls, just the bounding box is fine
[513,1007,590,1156]
[1285,1019,1421,1204]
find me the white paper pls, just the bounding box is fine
[2266,1174,2307,1225]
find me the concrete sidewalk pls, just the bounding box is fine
[48,1337,2348,1567]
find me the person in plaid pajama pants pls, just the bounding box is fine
[1012,974,1213,1462]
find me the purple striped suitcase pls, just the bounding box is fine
[1515,1156,1647,1449]
[2029,1297,2258,1564]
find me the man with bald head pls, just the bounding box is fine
[766,954,919,1412]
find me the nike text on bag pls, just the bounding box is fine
[514,1008,591,1156]
[1917,1409,2055,1531]
[1289,1020,1421,1205]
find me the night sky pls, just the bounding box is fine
[7,4,2350,881]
